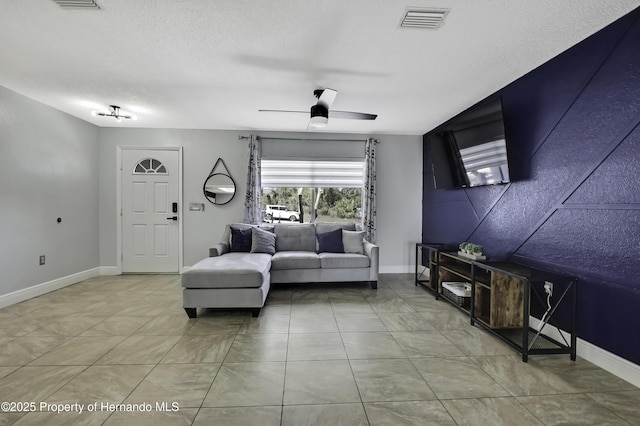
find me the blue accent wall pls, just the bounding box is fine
[423,9,640,364]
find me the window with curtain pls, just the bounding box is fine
[260,159,364,223]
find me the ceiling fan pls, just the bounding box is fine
[259,89,377,128]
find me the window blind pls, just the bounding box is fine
[261,159,364,188]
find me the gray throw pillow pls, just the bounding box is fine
[342,230,365,254]
[250,227,276,255]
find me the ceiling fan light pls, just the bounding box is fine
[91,104,137,122]
[310,115,328,128]
[310,104,328,127]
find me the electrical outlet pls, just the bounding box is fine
[39,255,45,265]
[544,281,553,296]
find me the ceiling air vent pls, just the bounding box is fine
[400,8,449,29]
[52,0,100,9]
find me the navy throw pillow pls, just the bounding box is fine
[230,226,253,252]
[317,228,344,253]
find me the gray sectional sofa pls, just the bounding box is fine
[181,222,379,317]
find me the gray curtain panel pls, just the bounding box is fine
[362,138,377,243]
[243,135,263,224]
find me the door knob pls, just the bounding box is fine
[166,216,178,221]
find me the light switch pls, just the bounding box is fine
[189,203,205,211]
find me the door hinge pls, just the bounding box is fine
[120,208,123,216]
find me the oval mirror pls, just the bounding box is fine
[203,173,236,205]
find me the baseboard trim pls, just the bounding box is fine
[99,266,120,276]
[529,316,640,388]
[578,338,640,388]
[0,267,101,309]
[380,265,413,274]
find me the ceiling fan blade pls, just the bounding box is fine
[317,88,337,109]
[330,110,377,120]
[258,109,308,114]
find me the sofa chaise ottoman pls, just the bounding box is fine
[181,252,271,318]
[181,222,379,317]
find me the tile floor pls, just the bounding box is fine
[0,273,638,425]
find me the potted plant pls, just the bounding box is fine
[459,242,485,259]
[471,244,484,255]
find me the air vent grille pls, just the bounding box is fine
[52,0,100,9]
[401,8,449,29]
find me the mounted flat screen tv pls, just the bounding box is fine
[428,97,510,189]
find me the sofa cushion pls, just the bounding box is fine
[317,228,344,253]
[274,223,316,251]
[182,253,272,288]
[250,227,276,255]
[342,230,365,255]
[315,222,357,234]
[271,251,321,270]
[225,223,274,245]
[315,223,356,251]
[319,253,370,269]
[230,226,253,252]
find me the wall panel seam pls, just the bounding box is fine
[511,253,640,291]
[528,13,640,159]
[558,204,640,210]
[463,183,511,240]
[509,118,640,258]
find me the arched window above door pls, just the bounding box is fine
[133,158,168,174]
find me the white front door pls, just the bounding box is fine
[121,149,180,273]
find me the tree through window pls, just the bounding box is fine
[261,159,364,223]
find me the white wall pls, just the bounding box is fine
[98,130,422,272]
[98,129,248,268]
[375,134,423,273]
[0,86,99,296]
[0,86,421,298]
[0,86,420,300]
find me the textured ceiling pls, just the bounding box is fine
[0,0,638,135]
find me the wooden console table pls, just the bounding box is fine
[471,260,577,362]
[414,243,453,296]
[417,248,578,362]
